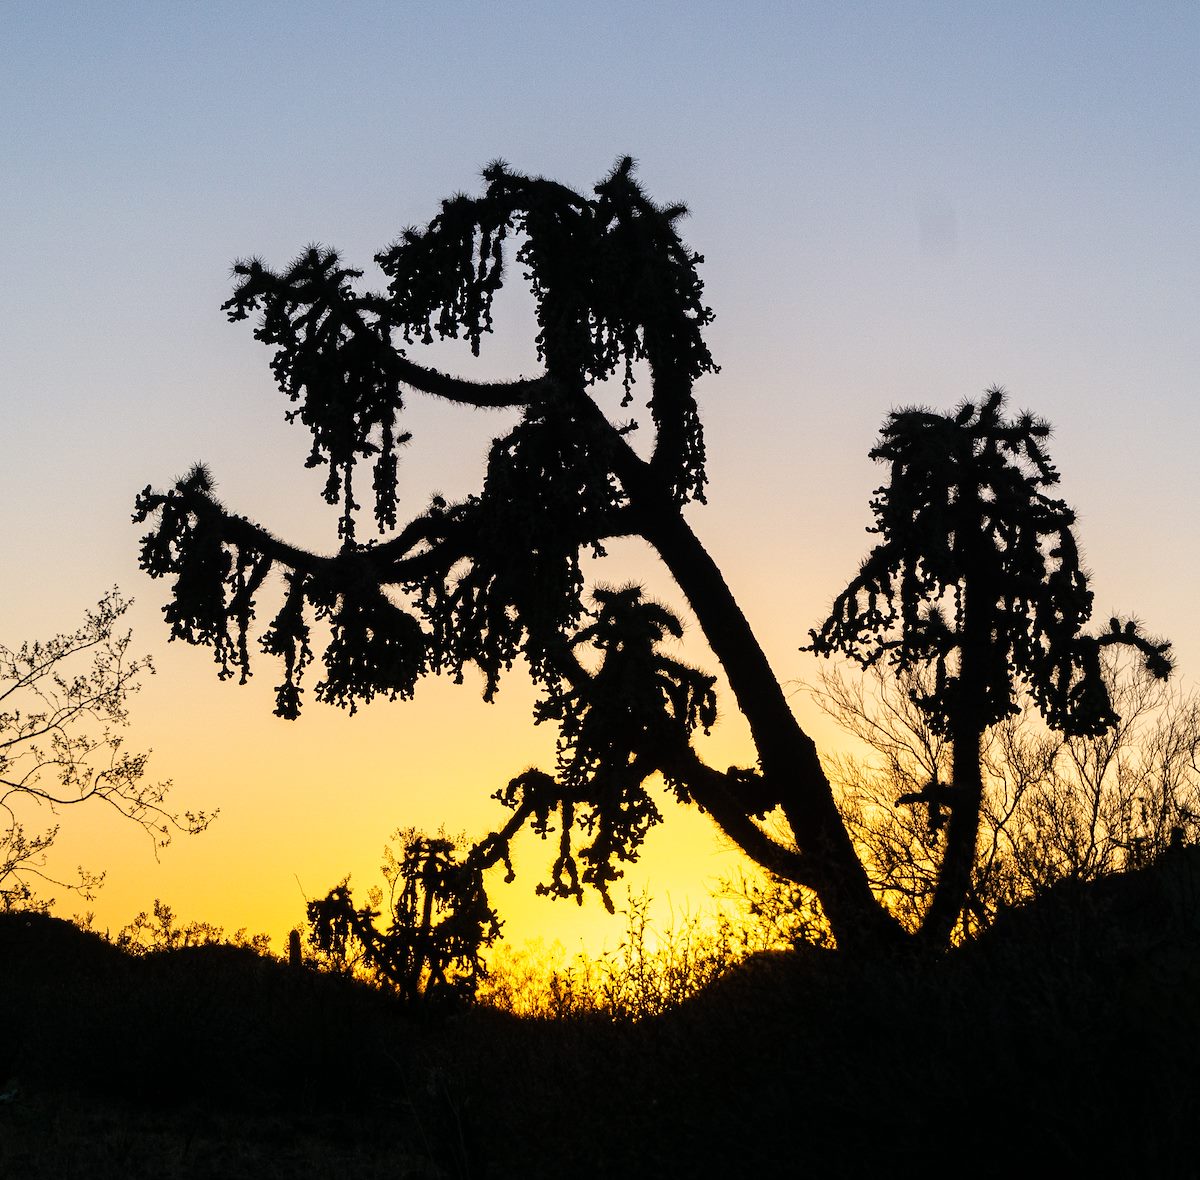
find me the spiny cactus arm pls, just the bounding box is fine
[666,749,812,886]
[137,474,334,579]
[134,475,446,718]
[466,772,549,884]
[190,497,333,579]
[133,476,430,643]
[353,510,461,574]
[340,289,562,408]
[1098,616,1174,680]
[378,158,716,501]
[135,468,459,584]
[542,628,810,888]
[228,254,556,407]
[388,354,557,408]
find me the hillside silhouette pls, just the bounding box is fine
[3,848,1200,1177]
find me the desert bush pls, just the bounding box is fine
[113,898,271,956]
[478,884,814,1021]
[803,653,1200,940]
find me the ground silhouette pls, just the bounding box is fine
[3,849,1200,1176]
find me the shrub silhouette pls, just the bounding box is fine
[0,591,212,909]
[798,652,1200,940]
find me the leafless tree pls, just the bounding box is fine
[0,589,214,910]
[803,654,1200,941]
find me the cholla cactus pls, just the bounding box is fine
[808,388,1171,944]
[307,830,500,1006]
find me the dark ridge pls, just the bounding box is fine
[3,856,1200,1177]
[970,841,1200,964]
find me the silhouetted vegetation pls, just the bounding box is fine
[111,896,272,956]
[807,389,1171,946]
[802,653,1200,939]
[130,159,899,950]
[64,159,1193,1170]
[306,829,500,1007]
[0,590,213,910]
[131,161,1169,954]
[477,887,805,1021]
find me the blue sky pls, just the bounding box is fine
[3,2,1198,949]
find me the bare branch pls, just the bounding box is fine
[1,591,214,908]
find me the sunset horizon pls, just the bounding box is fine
[6,0,1198,966]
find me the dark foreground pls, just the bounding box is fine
[3,851,1200,1178]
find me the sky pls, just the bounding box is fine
[4,2,1198,955]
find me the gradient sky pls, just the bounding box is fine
[4,2,1198,954]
